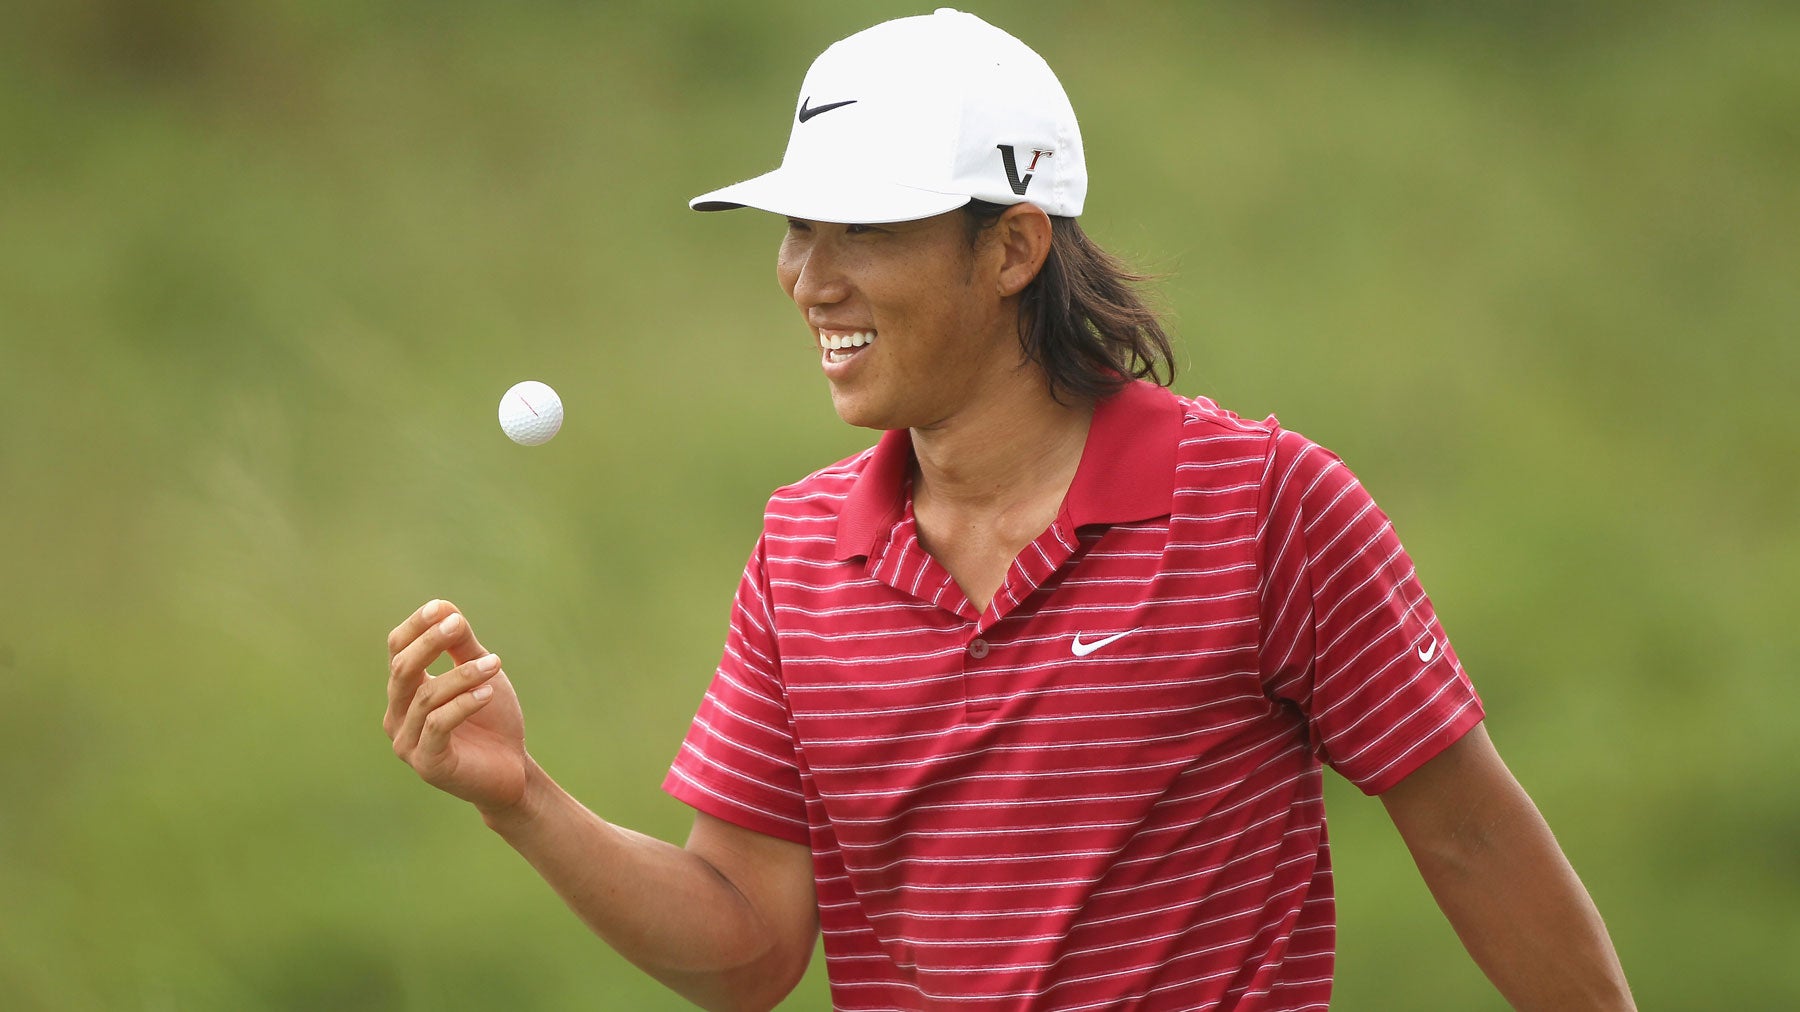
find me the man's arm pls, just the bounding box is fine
[484,769,818,1012]
[1379,721,1635,1010]
[385,600,818,1012]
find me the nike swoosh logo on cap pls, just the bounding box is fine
[1070,629,1134,658]
[797,97,857,123]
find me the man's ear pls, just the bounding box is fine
[994,202,1054,297]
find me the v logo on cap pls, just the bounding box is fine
[798,97,858,123]
[997,145,1052,197]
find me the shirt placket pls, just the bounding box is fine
[964,517,1083,717]
[864,506,1087,719]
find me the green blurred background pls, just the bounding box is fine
[3,1,1795,1008]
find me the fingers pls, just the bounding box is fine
[393,652,503,761]
[386,598,450,735]
[386,598,452,660]
[384,599,494,736]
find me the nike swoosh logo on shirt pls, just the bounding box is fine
[1417,638,1439,663]
[1071,629,1134,658]
[797,97,857,123]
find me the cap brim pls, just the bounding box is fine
[690,167,970,224]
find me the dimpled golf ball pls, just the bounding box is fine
[498,380,563,446]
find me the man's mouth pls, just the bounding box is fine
[819,330,876,364]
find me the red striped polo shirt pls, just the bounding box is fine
[664,380,1483,1011]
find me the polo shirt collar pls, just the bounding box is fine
[833,380,1183,560]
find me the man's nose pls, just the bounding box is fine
[787,241,850,308]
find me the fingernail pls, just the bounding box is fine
[423,599,444,620]
[472,684,494,701]
[438,613,461,635]
[476,654,499,672]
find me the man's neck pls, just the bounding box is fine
[908,374,1095,521]
[903,371,1094,613]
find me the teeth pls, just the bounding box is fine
[818,330,875,352]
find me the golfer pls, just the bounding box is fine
[384,10,1635,1010]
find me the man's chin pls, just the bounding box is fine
[828,391,901,433]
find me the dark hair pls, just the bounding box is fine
[963,199,1175,403]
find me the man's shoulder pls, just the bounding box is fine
[1155,388,1358,515]
[1171,390,1274,436]
[1165,388,1341,466]
[1162,388,1284,470]
[762,443,880,523]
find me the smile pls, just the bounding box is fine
[819,330,876,363]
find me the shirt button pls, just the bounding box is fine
[968,638,990,659]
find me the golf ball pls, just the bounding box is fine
[498,380,563,446]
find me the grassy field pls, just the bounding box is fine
[2,1,1796,1008]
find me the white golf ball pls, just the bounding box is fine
[498,380,563,446]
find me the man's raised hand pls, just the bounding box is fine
[384,599,529,815]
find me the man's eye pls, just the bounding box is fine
[844,223,880,235]
[785,219,811,233]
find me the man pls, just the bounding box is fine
[383,10,1635,1010]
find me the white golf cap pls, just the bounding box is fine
[690,8,1085,223]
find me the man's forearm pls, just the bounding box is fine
[481,759,808,1011]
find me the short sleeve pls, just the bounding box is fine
[1256,426,1484,795]
[662,535,810,843]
